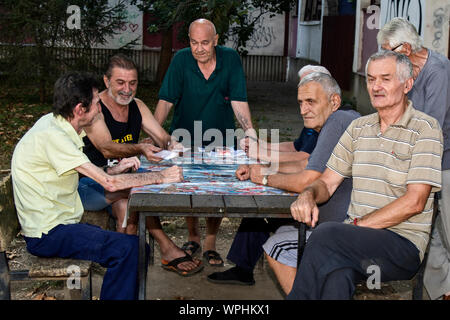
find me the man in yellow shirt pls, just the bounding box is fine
[11,72,183,300]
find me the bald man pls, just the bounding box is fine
[154,19,255,267]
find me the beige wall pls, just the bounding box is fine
[423,0,449,57]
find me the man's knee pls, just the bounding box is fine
[78,177,110,211]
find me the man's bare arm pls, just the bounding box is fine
[231,101,254,133]
[154,99,174,126]
[357,184,432,229]
[271,141,298,152]
[242,137,309,163]
[84,113,163,162]
[136,98,172,148]
[276,159,309,174]
[249,164,320,193]
[75,162,183,192]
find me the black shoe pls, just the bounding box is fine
[207,266,255,285]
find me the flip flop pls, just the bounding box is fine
[161,254,204,277]
[181,240,201,257]
[203,250,224,267]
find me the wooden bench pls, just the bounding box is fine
[0,172,111,300]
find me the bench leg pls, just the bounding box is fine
[0,251,11,300]
[80,272,92,300]
[412,262,426,300]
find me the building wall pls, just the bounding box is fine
[224,8,285,56]
[95,1,143,50]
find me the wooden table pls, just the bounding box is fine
[128,192,307,300]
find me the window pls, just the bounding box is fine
[301,0,322,22]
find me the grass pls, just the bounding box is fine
[0,85,51,170]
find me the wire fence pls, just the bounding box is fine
[0,45,286,82]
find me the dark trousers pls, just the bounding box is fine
[286,222,421,300]
[227,218,293,271]
[24,223,149,300]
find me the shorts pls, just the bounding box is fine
[78,177,111,213]
[262,225,312,268]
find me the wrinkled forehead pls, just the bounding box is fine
[367,57,397,77]
[298,81,326,100]
[109,67,138,81]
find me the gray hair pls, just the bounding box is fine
[298,65,331,79]
[377,17,423,53]
[298,72,342,99]
[365,50,413,83]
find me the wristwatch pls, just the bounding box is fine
[262,175,268,186]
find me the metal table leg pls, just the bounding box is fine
[138,212,147,300]
[297,222,307,269]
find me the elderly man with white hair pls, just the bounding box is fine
[378,17,450,300]
[241,65,332,164]
[287,50,443,300]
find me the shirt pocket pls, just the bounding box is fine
[384,149,411,186]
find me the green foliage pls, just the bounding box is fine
[133,0,296,53]
[0,0,129,101]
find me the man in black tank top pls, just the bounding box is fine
[78,54,203,276]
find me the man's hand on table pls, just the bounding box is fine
[159,165,184,183]
[108,157,140,175]
[235,165,250,180]
[236,164,273,185]
[249,164,273,185]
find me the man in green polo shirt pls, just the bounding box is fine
[154,18,256,267]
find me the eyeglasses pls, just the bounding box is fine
[390,43,404,52]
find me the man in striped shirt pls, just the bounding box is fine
[286,50,443,300]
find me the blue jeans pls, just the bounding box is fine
[24,223,149,300]
[78,177,110,212]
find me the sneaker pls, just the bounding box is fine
[207,266,255,285]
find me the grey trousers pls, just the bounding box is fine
[424,169,450,300]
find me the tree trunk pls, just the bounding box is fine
[156,26,174,85]
[37,46,47,103]
[39,79,46,104]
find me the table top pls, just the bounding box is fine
[128,150,298,217]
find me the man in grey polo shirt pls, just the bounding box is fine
[287,50,443,300]
[378,17,450,300]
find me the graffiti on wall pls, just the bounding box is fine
[96,1,143,50]
[225,8,284,55]
[431,6,448,52]
[380,0,424,35]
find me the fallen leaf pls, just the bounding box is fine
[33,292,57,300]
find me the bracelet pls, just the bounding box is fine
[353,218,359,226]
